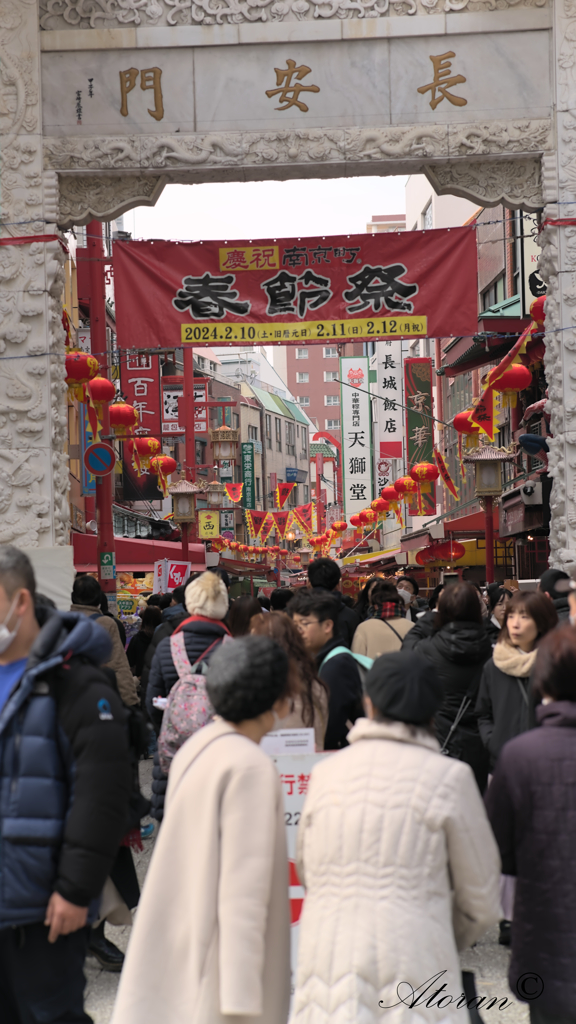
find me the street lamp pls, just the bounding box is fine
[463,443,517,584]
[210,425,240,463]
[206,481,226,507]
[169,475,206,561]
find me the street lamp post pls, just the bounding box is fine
[463,444,517,584]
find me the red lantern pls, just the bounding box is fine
[331,520,348,533]
[530,295,546,326]
[85,376,116,436]
[149,454,177,498]
[415,547,439,566]
[381,486,399,503]
[65,351,99,400]
[230,541,239,551]
[370,498,389,514]
[349,514,362,530]
[453,410,481,438]
[127,436,161,476]
[109,401,139,438]
[488,364,533,407]
[279,548,289,556]
[239,544,249,554]
[292,554,301,563]
[410,462,439,487]
[435,540,466,561]
[270,545,280,554]
[394,476,418,496]
[358,511,369,525]
[211,536,225,552]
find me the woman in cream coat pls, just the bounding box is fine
[291,650,502,1024]
[111,636,293,1024]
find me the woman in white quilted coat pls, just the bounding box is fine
[291,650,501,1024]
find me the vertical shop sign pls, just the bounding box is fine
[340,356,373,518]
[376,338,403,459]
[241,442,255,509]
[121,352,162,435]
[404,357,435,515]
[194,379,208,433]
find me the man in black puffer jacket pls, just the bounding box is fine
[146,572,230,822]
[307,558,359,648]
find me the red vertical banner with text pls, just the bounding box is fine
[120,352,161,436]
[404,358,435,516]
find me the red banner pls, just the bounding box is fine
[434,448,459,499]
[469,387,496,441]
[260,514,274,545]
[120,351,161,437]
[271,510,292,539]
[276,483,296,509]
[113,228,478,349]
[224,483,243,503]
[292,503,314,535]
[245,509,268,538]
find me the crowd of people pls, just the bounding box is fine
[1,544,575,1023]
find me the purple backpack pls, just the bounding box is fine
[158,633,224,775]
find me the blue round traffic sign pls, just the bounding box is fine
[84,442,116,476]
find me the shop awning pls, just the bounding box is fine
[72,532,206,572]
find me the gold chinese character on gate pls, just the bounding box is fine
[120,67,164,121]
[265,59,320,112]
[417,52,467,111]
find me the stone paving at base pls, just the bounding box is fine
[85,761,528,1023]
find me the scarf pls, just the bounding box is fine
[368,601,402,622]
[493,640,537,678]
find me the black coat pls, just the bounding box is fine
[401,609,437,650]
[126,629,152,678]
[312,588,359,649]
[475,657,531,771]
[414,621,492,791]
[147,617,229,822]
[486,702,576,1016]
[317,637,363,750]
[553,595,570,623]
[140,605,189,713]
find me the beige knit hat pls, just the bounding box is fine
[185,571,228,620]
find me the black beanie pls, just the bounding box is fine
[364,651,443,726]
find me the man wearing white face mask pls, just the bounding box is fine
[0,546,132,1024]
[395,575,421,623]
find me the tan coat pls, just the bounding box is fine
[111,718,291,1024]
[291,718,501,1023]
[351,615,413,660]
[70,603,139,706]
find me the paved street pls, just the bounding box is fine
[85,762,528,1023]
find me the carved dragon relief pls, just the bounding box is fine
[0,0,69,546]
[39,0,550,28]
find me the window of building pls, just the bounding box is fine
[482,274,506,311]
[275,417,282,452]
[197,355,206,369]
[301,430,307,455]
[255,477,261,501]
[265,414,272,449]
[298,396,310,406]
[324,370,338,382]
[296,348,308,359]
[232,413,240,429]
[303,484,309,502]
[297,372,309,383]
[423,201,433,230]
[323,347,338,358]
[325,394,340,406]
[326,419,340,429]
[248,425,258,440]
[286,421,296,455]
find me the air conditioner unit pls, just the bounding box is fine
[520,482,542,506]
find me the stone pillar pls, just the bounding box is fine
[0,0,69,549]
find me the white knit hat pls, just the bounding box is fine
[185,571,228,620]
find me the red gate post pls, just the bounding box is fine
[86,221,117,609]
[485,496,495,585]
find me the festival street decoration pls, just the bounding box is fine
[276,482,296,509]
[224,483,244,503]
[113,228,478,350]
[404,357,435,515]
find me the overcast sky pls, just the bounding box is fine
[129,176,407,241]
